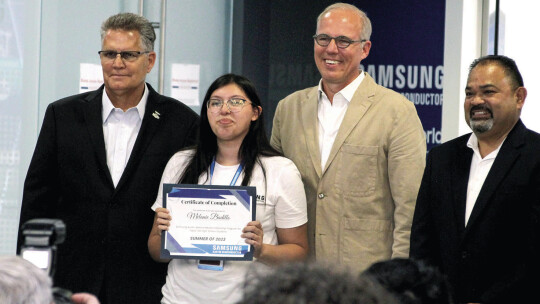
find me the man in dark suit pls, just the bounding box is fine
[18,13,198,304]
[410,55,540,303]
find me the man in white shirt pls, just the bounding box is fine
[270,2,426,272]
[410,55,540,303]
[19,13,198,304]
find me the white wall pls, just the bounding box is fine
[499,1,540,133]
[441,0,484,142]
[442,0,540,142]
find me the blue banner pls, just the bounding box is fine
[351,0,446,150]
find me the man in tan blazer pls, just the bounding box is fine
[270,2,426,272]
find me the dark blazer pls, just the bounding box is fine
[410,120,540,303]
[19,84,199,304]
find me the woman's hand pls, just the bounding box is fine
[155,207,171,232]
[242,221,264,258]
[242,223,308,265]
[148,208,172,262]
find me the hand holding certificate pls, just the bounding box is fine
[161,184,256,261]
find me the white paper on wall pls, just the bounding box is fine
[171,63,200,106]
[79,63,104,93]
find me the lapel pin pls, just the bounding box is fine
[152,111,161,119]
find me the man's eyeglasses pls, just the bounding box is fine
[313,34,366,49]
[98,50,150,62]
[207,98,251,113]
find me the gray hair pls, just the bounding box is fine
[316,2,372,41]
[0,256,53,304]
[100,12,156,51]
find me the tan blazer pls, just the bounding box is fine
[271,73,426,272]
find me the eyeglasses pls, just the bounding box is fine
[313,34,366,49]
[98,50,150,62]
[207,98,251,113]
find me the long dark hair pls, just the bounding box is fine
[178,74,280,186]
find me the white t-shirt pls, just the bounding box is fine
[152,150,308,304]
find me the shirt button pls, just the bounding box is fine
[318,193,325,199]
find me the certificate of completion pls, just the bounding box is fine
[161,184,256,261]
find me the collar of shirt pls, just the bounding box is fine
[102,83,149,124]
[317,71,365,105]
[316,72,365,170]
[464,132,506,225]
[466,132,505,161]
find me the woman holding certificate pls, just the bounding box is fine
[148,74,308,303]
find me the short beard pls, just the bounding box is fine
[470,118,494,134]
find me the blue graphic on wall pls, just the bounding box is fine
[350,0,446,150]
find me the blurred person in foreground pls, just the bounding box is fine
[362,258,454,304]
[148,74,308,303]
[0,255,100,304]
[237,262,398,304]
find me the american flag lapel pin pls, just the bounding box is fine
[152,111,161,119]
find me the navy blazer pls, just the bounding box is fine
[410,120,540,303]
[19,84,199,304]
